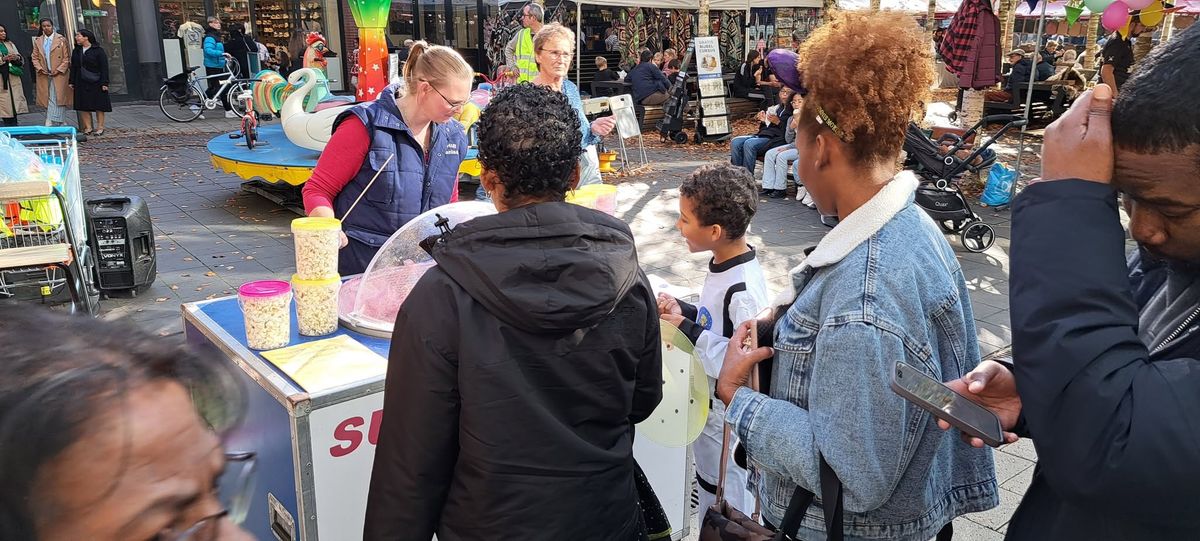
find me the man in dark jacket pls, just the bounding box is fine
[941,25,1200,540]
[364,83,663,541]
[985,49,1051,103]
[628,49,670,106]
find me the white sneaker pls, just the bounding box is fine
[225,110,238,119]
[794,186,809,202]
[801,194,816,208]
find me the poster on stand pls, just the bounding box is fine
[693,35,729,137]
[700,97,727,116]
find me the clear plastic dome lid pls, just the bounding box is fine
[338,201,497,337]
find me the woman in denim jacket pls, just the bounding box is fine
[714,13,999,541]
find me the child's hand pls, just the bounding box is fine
[657,293,682,317]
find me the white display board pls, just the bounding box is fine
[693,36,729,136]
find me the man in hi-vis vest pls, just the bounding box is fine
[505,2,543,82]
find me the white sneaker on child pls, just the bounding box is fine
[795,187,816,208]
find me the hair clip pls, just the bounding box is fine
[815,104,849,143]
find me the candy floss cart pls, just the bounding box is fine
[182,201,702,540]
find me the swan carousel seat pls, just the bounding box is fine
[281,68,355,152]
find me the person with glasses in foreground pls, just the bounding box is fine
[0,308,253,541]
[529,23,616,188]
[302,41,473,275]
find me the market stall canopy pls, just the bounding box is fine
[838,0,962,13]
[498,0,823,9]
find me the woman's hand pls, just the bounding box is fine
[656,293,682,317]
[590,116,616,137]
[716,321,774,406]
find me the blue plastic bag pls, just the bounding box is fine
[980,162,1016,207]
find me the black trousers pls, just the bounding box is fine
[205,66,231,111]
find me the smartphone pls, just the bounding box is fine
[890,361,1004,447]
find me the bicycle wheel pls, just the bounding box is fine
[159,84,204,122]
[227,81,251,118]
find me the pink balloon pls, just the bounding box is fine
[1125,0,1153,9]
[1102,1,1131,31]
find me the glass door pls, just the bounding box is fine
[419,0,446,45]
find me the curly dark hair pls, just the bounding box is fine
[680,163,758,239]
[795,11,933,164]
[0,309,243,538]
[477,83,583,204]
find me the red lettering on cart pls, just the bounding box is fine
[330,416,364,457]
[328,409,385,457]
[368,409,383,445]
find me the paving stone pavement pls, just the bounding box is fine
[5,103,1027,539]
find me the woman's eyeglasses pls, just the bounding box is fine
[423,80,467,110]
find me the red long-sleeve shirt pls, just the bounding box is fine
[302,116,458,214]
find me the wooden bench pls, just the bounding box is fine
[638,97,758,134]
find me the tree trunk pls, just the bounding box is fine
[870,0,881,11]
[998,0,1014,52]
[1083,18,1100,69]
[824,0,838,22]
[927,0,938,33]
[698,0,710,37]
[1133,32,1153,62]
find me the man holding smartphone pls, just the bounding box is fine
[942,24,1200,540]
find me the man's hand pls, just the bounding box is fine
[938,360,1022,447]
[716,321,774,406]
[1038,84,1114,185]
[660,313,684,327]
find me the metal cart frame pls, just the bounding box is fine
[0,127,99,315]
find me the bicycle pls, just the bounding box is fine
[227,84,259,150]
[158,57,253,123]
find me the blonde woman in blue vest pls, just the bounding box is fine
[531,23,615,187]
[302,42,473,275]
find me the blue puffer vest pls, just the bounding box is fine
[333,83,466,274]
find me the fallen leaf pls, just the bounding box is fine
[170,285,180,290]
[155,297,168,302]
[204,271,216,277]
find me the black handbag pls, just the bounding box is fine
[81,65,101,84]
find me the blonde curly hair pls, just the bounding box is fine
[796,11,934,164]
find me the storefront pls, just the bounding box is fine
[161,0,347,91]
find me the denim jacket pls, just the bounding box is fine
[727,172,999,541]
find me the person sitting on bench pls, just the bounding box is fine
[628,49,671,125]
[984,49,1052,103]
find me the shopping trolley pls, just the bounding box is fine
[0,127,99,316]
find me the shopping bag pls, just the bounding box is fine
[980,162,1017,207]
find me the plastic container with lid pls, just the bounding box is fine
[238,280,293,350]
[292,274,340,337]
[291,217,341,279]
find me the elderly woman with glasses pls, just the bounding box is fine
[0,308,254,541]
[302,41,474,275]
[531,23,616,187]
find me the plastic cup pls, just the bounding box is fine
[292,274,340,337]
[238,280,292,350]
[291,217,341,279]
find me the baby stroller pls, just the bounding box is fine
[904,114,1026,253]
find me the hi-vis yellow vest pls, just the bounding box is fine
[515,28,538,83]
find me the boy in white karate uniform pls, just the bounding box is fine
[658,164,770,516]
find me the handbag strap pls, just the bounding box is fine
[771,456,844,541]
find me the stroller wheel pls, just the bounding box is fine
[672,131,688,144]
[939,219,963,234]
[960,221,996,253]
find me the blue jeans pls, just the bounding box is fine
[730,136,772,176]
[762,145,799,190]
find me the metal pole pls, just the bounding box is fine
[1006,0,1049,206]
[576,0,582,84]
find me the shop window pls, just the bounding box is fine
[159,0,206,39]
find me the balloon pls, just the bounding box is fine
[1139,0,1164,25]
[766,48,806,95]
[1083,0,1114,14]
[1065,4,1085,24]
[1102,1,1131,31]
[1125,0,1153,9]
[1119,18,1133,36]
